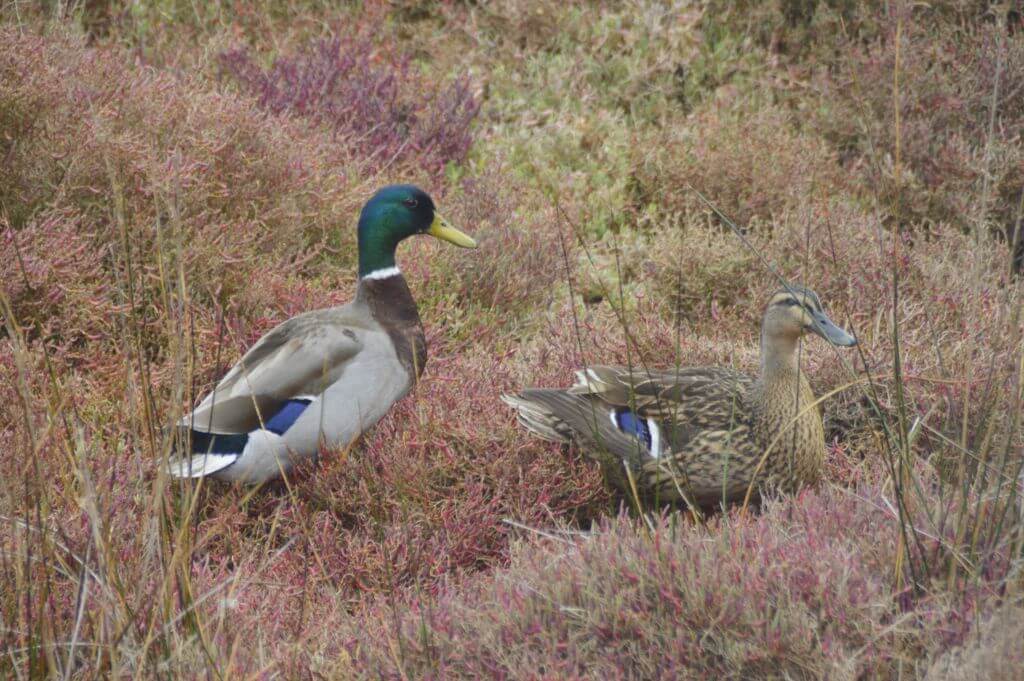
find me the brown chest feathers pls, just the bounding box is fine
[751,368,826,493]
[357,274,428,379]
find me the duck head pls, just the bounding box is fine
[357,184,476,279]
[762,285,857,348]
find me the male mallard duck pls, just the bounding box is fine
[168,184,476,484]
[502,286,856,509]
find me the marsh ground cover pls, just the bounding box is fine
[1,1,1023,678]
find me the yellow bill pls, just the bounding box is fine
[427,213,477,248]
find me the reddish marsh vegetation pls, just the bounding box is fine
[2,2,1023,678]
[220,38,480,179]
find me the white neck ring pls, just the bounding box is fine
[361,266,401,281]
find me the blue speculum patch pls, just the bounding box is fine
[264,399,313,435]
[613,408,652,450]
[188,398,313,455]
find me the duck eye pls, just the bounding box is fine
[403,198,418,209]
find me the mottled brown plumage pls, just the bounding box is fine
[502,286,856,510]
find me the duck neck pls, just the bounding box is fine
[756,329,824,484]
[357,211,401,278]
[760,331,800,380]
[759,330,815,410]
[357,271,427,378]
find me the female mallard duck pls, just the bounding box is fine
[168,184,476,484]
[502,286,856,509]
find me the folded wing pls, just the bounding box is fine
[180,314,365,435]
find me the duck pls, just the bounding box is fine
[168,184,477,484]
[502,286,857,510]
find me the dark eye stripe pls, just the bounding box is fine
[776,299,819,316]
[772,290,822,312]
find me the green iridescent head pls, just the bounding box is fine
[357,184,476,278]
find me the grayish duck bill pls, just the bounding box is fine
[808,312,857,347]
